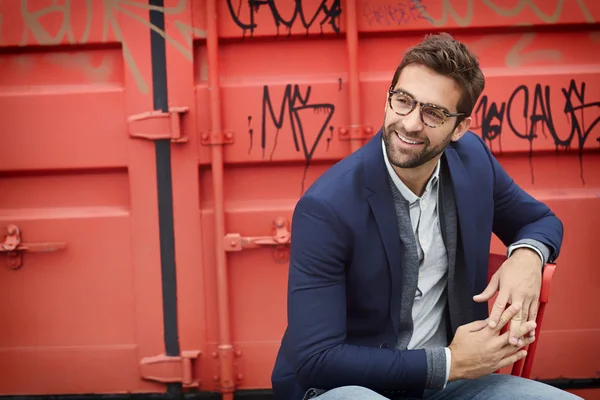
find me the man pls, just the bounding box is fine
[271,33,578,400]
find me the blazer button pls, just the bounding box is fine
[380,342,390,349]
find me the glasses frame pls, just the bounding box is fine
[388,88,466,128]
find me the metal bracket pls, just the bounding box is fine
[200,130,234,146]
[128,107,189,143]
[223,217,290,252]
[338,125,374,141]
[1,224,67,270]
[140,350,201,387]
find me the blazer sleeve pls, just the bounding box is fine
[287,194,429,394]
[475,136,564,263]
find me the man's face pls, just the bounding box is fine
[383,64,470,170]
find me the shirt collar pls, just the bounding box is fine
[381,137,440,204]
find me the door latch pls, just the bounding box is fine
[128,107,189,143]
[223,218,291,263]
[224,217,290,251]
[1,224,67,270]
[140,350,201,387]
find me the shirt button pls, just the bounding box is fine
[380,342,391,349]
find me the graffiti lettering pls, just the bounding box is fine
[420,0,596,27]
[226,0,341,37]
[9,0,203,94]
[474,95,506,151]
[363,0,432,26]
[560,80,600,181]
[257,84,335,192]
[473,79,600,184]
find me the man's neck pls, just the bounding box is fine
[392,158,439,197]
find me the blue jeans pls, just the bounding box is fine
[306,374,582,399]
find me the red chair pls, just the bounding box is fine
[488,253,557,379]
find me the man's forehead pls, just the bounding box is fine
[394,64,461,111]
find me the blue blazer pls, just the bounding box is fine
[271,130,563,400]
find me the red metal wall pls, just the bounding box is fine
[1,0,598,399]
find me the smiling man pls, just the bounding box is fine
[271,33,578,400]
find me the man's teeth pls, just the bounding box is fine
[397,132,420,144]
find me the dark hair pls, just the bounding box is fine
[390,32,485,117]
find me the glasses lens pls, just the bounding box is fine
[422,106,446,127]
[391,92,414,114]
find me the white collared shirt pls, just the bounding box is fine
[382,140,451,383]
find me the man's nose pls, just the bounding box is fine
[402,105,424,132]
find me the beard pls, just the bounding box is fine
[382,124,454,169]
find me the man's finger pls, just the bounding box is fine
[496,320,536,348]
[499,335,535,358]
[508,299,526,345]
[496,350,527,370]
[494,302,522,332]
[488,290,510,329]
[528,300,539,338]
[473,273,499,303]
[466,319,490,332]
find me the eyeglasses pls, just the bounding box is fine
[388,89,465,128]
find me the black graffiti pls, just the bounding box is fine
[248,115,253,154]
[258,84,335,193]
[474,95,506,152]
[226,0,342,37]
[473,79,600,184]
[326,125,334,151]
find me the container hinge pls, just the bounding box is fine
[140,350,201,387]
[128,107,189,143]
[338,125,374,141]
[200,130,235,146]
[1,224,67,270]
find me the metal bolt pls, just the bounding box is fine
[8,257,21,270]
[213,375,219,381]
[340,128,348,135]
[365,126,373,134]
[230,241,237,247]
[225,132,233,140]
[212,352,218,358]
[237,373,244,381]
[202,133,209,141]
[235,350,242,357]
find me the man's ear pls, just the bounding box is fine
[384,93,389,113]
[451,116,472,142]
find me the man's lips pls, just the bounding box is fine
[396,131,424,145]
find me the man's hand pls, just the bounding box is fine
[472,248,542,345]
[448,303,536,381]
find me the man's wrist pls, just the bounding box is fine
[510,246,543,267]
[443,347,451,386]
[507,239,550,266]
[447,345,461,382]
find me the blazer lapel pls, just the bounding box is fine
[363,131,403,334]
[439,155,475,332]
[444,146,481,294]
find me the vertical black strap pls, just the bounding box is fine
[148,0,181,396]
